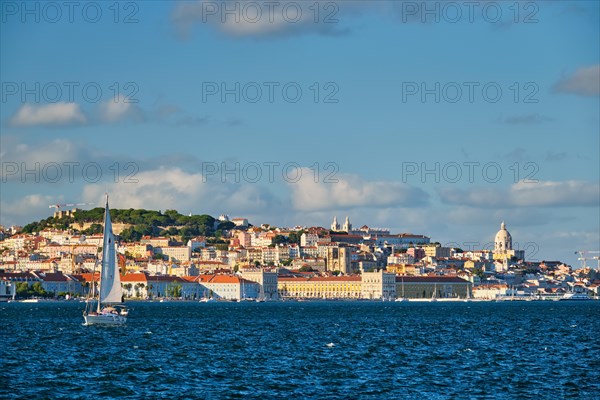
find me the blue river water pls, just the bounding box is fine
[1,301,599,399]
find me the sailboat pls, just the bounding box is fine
[83,195,128,325]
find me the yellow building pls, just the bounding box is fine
[492,222,525,262]
[422,244,451,258]
[387,264,420,275]
[278,276,362,299]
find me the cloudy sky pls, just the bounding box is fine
[1,1,598,266]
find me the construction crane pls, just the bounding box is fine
[49,202,95,210]
[574,250,600,269]
[49,202,95,219]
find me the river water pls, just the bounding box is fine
[1,301,599,399]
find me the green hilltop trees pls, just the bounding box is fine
[22,208,216,243]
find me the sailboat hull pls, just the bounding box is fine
[83,312,127,326]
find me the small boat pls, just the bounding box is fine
[560,293,592,301]
[83,195,128,326]
[199,297,215,303]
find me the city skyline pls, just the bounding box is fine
[1,1,599,268]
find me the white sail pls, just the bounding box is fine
[99,197,122,304]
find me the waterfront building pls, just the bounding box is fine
[25,271,84,296]
[395,276,471,299]
[197,275,259,301]
[122,273,199,299]
[241,270,279,300]
[472,284,510,300]
[361,270,396,300]
[0,279,16,301]
[278,275,362,299]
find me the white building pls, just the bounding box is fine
[300,233,319,247]
[155,246,191,262]
[241,270,279,300]
[387,253,415,265]
[197,275,259,301]
[361,270,396,300]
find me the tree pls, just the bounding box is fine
[272,235,288,245]
[147,284,154,299]
[16,282,30,298]
[123,283,133,298]
[217,221,235,231]
[167,282,182,298]
[31,282,48,297]
[288,231,303,244]
[85,223,103,235]
[472,266,485,279]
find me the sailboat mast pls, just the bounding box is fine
[96,194,109,313]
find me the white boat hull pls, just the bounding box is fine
[84,313,127,326]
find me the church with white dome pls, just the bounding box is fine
[492,221,525,263]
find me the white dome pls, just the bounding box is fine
[494,221,512,251]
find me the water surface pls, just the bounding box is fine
[1,301,599,399]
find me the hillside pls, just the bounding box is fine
[21,208,233,242]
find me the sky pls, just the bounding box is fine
[1,0,599,267]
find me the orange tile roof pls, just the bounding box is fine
[121,273,149,283]
[209,275,241,284]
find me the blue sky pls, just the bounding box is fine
[1,1,599,267]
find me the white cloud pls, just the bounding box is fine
[0,137,80,171]
[98,95,144,123]
[553,65,600,96]
[0,194,56,218]
[438,180,600,208]
[288,168,429,212]
[81,167,280,216]
[9,103,87,127]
